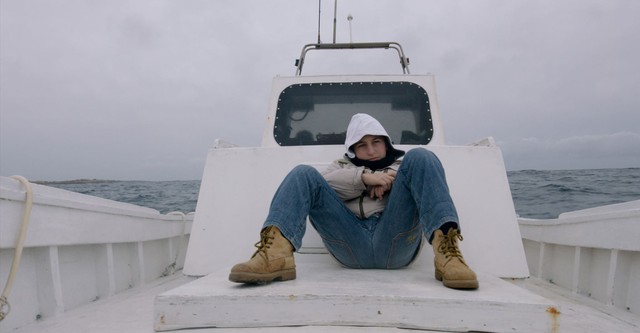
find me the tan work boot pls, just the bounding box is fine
[229,226,296,283]
[432,228,479,290]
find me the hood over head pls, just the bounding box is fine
[344,113,405,162]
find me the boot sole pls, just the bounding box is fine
[442,279,479,290]
[229,269,296,284]
[435,270,479,290]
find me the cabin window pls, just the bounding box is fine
[274,82,433,146]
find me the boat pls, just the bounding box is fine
[2,35,639,333]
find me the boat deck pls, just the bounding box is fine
[10,254,639,333]
[157,254,552,332]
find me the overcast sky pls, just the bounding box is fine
[1,0,639,180]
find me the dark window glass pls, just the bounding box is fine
[274,82,433,146]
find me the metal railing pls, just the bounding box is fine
[295,42,411,75]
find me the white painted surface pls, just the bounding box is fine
[6,269,637,333]
[559,199,640,219]
[159,253,550,332]
[185,72,527,278]
[0,177,192,332]
[184,143,529,278]
[519,200,640,316]
[0,177,191,248]
[519,199,640,251]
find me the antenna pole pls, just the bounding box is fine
[332,0,337,43]
[347,14,353,43]
[317,0,321,44]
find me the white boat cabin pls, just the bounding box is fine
[155,42,556,332]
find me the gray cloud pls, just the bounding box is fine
[1,0,638,180]
[500,132,640,170]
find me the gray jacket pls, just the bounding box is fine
[321,157,401,218]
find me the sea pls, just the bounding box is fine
[38,168,640,220]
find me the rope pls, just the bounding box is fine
[0,176,34,321]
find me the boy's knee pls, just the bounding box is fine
[405,148,438,162]
[291,164,320,177]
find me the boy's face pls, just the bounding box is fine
[353,135,387,161]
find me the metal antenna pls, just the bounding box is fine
[332,0,337,43]
[317,0,322,44]
[347,14,353,43]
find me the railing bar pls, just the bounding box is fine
[295,42,410,75]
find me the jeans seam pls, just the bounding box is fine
[320,236,361,268]
[386,223,422,268]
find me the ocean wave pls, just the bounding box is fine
[40,168,640,219]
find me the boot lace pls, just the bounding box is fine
[438,229,464,260]
[252,227,275,259]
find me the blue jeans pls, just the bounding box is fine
[263,148,459,269]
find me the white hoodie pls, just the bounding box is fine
[344,113,403,159]
[321,113,404,218]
